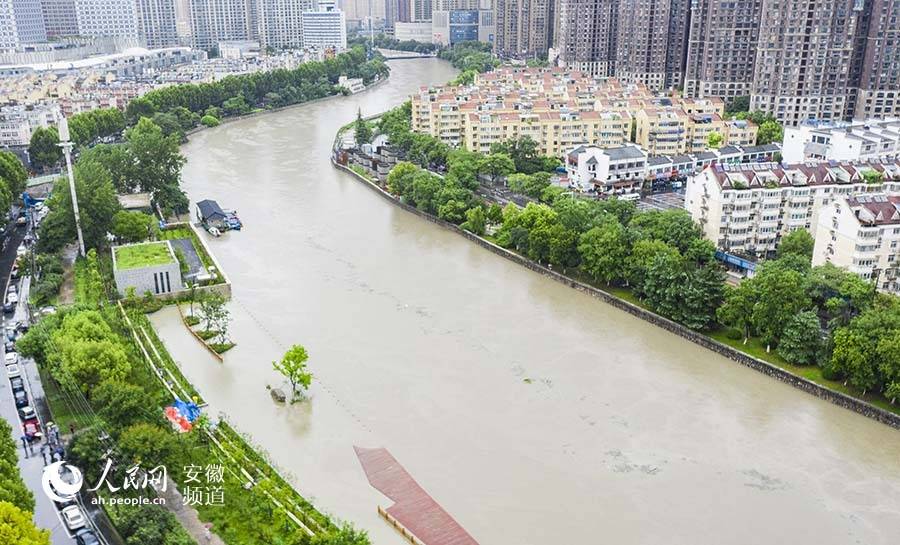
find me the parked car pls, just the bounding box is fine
[7,284,16,294]
[10,267,18,280]
[13,389,28,408]
[18,405,35,420]
[40,306,56,316]
[15,244,26,256]
[61,505,86,530]
[74,528,101,545]
[23,418,40,440]
[7,292,18,304]
[5,352,18,365]
[9,376,24,391]
[16,216,26,226]
[6,364,20,377]
[3,302,13,313]
[4,340,13,352]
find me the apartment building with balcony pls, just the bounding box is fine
[782,118,900,164]
[685,161,900,258]
[813,194,900,293]
[412,67,757,159]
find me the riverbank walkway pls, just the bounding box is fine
[354,446,478,545]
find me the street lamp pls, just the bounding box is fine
[57,116,86,257]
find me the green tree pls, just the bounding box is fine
[0,501,49,545]
[198,292,227,333]
[757,120,783,146]
[409,170,442,213]
[28,127,61,171]
[776,311,822,365]
[354,109,373,145]
[93,379,160,430]
[725,96,750,114]
[125,97,156,125]
[461,206,486,235]
[625,239,680,294]
[118,423,179,467]
[125,118,188,214]
[112,210,157,243]
[386,161,419,196]
[717,282,758,342]
[778,229,814,260]
[222,94,250,116]
[751,265,811,349]
[478,153,515,185]
[707,131,724,149]
[200,115,219,127]
[578,220,628,284]
[628,209,702,253]
[313,524,370,545]
[831,328,877,393]
[0,151,28,196]
[273,344,313,398]
[445,148,481,190]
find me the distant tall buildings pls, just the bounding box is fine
[1,0,48,49]
[750,0,861,125]
[302,3,345,49]
[493,0,553,59]
[73,0,141,41]
[188,0,257,50]
[851,0,900,120]
[256,0,314,49]
[136,0,179,48]
[556,0,617,76]
[614,0,687,90]
[683,0,763,101]
[40,0,78,37]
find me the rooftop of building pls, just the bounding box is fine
[114,241,175,270]
[846,195,900,226]
[704,159,900,190]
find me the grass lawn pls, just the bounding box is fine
[115,242,174,270]
[36,364,79,431]
[709,330,900,417]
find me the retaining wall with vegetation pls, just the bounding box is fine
[332,160,900,431]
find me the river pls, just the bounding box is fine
[149,58,900,545]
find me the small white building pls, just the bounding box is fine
[813,194,900,293]
[565,144,647,195]
[112,241,183,297]
[782,118,900,164]
[218,40,260,59]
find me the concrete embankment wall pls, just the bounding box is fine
[332,160,900,431]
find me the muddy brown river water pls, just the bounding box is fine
[149,57,900,545]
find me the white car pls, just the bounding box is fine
[6,292,17,304]
[7,284,16,294]
[5,352,18,365]
[61,505,86,530]
[15,244,26,257]
[5,363,20,377]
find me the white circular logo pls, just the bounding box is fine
[41,461,83,502]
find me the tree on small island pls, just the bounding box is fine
[273,344,313,401]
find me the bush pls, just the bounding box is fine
[725,327,743,340]
[200,115,219,128]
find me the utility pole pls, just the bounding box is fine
[57,116,85,257]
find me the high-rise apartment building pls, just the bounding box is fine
[301,5,346,50]
[851,0,900,120]
[683,0,763,102]
[256,0,312,49]
[40,0,78,36]
[74,0,140,40]
[189,0,258,50]
[0,0,48,49]
[555,0,617,76]
[751,0,862,126]
[136,0,179,47]
[409,0,429,20]
[493,0,553,59]
[615,0,687,90]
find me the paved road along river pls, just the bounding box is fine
[150,58,900,544]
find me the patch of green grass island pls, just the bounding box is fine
[114,242,175,270]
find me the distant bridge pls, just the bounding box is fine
[377,48,438,60]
